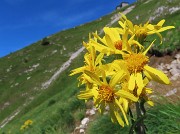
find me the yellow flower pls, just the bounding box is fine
[20,124,27,130]
[69,12,174,130]
[24,119,33,126]
[78,70,138,127]
[70,41,104,85]
[112,40,170,96]
[91,27,143,56]
[119,13,175,43]
[140,87,154,106]
[134,77,154,106]
[70,33,101,75]
[70,37,115,86]
[20,119,33,130]
[110,62,154,108]
[118,82,132,113]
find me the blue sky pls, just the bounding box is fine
[0,0,135,57]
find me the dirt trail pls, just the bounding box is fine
[0,109,20,129]
[42,47,85,89]
[0,101,31,129]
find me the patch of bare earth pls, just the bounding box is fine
[148,52,180,103]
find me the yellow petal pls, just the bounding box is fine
[111,61,122,70]
[77,90,93,100]
[114,111,124,127]
[147,100,154,106]
[83,41,88,48]
[116,28,124,34]
[118,21,125,28]
[104,34,115,49]
[143,77,150,86]
[136,73,144,87]
[143,40,156,55]
[92,32,106,44]
[115,90,138,102]
[95,53,104,66]
[145,88,153,94]
[115,99,128,125]
[137,86,143,96]
[101,64,115,76]
[130,40,144,49]
[119,98,123,104]
[111,28,121,42]
[157,26,175,33]
[109,103,117,123]
[143,70,152,80]
[136,73,144,96]
[84,70,102,85]
[155,32,163,44]
[69,66,86,76]
[147,24,154,30]
[90,46,96,66]
[101,70,108,85]
[144,65,170,84]
[127,20,134,33]
[83,74,95,84]
[119,12,127,20]
[123,98,129,113]
[91,40,110,52]
[99,101,105,114]
[84,53,90,65]
[157,19,165,26]
[122,34,132,51]
[109,71,126,88]
[114,49,125,55]
[128,34,135,42]
[128,74,136,91]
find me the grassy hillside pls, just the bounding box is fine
[0,0,180,133]
[0,11,112,124]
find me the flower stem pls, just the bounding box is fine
[129,101,147,134]
[135,102,146,134]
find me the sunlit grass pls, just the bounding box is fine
[87,102,180,134]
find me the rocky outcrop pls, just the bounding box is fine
[157,53,180,81]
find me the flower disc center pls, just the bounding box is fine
[126,53,149,73]
[136,28,147,38]
[114,40,122,50]
[98,85,114,102]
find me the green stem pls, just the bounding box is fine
[135,102,146,134]
[129,101,147,134]
[129,108,134,125]
[140,98,146,115]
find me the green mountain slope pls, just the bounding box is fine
[0,0,180,133]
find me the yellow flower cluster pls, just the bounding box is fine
[20,119,33,130]
[70,14,174,127]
